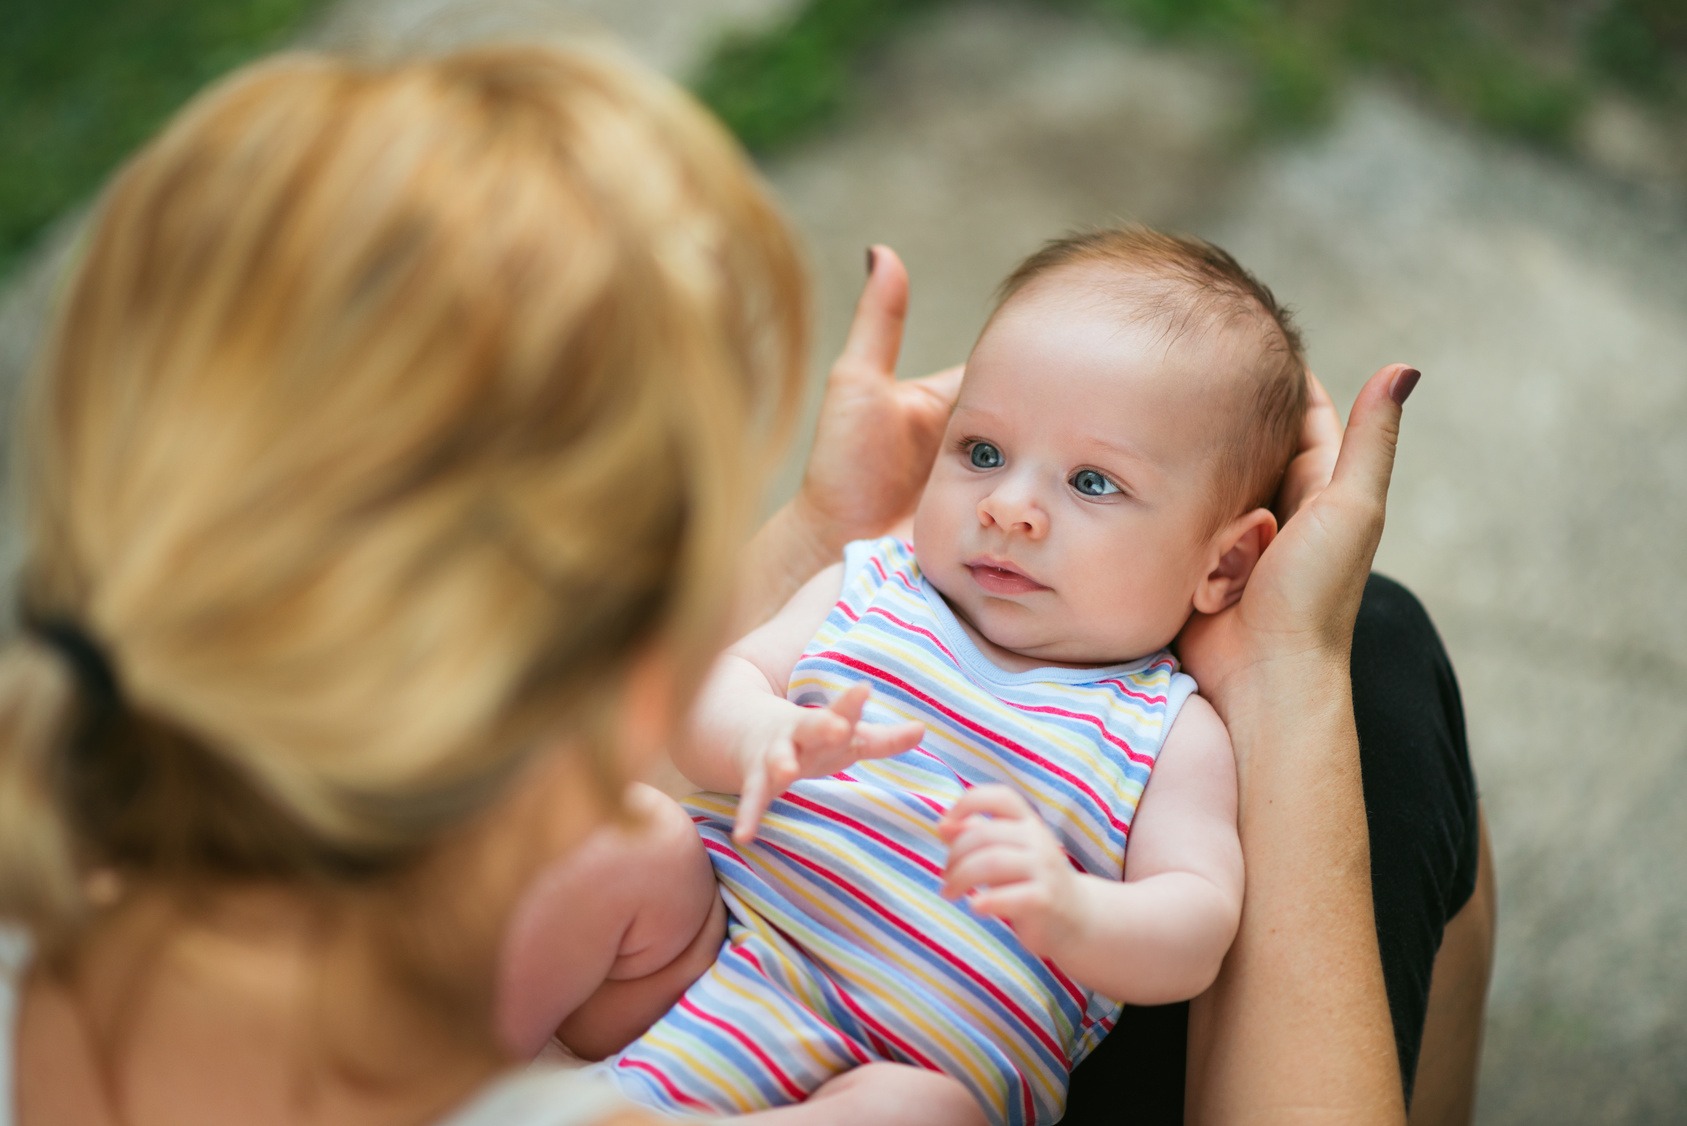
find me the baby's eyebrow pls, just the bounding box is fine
[949,402,1002,425]
[1079,433,1151,464]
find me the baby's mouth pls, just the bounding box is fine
[965,560,1050,596]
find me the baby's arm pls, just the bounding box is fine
[939,694,1242,1005]
[676,562,925,841]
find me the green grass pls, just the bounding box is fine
[696,0,950,151]
[695,0,1682,154]
[4,0,1683,282]
[1586,0,1687,103]
[0,0,325,277]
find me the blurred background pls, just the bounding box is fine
[3,0,1684,1121]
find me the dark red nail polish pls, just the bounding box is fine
[865,246,878,277]
[1390,367,1421,405]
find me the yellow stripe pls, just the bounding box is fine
[729,816,1064,1102]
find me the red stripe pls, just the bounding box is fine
[1042,953,1086,1010]
[725,882,874,1067]
[615,1057,714,1111]
[866,607,961,665]
[1001,700,1154,769]
[864,551,922,597]
[677,995,807,1101]
[815,651,1134,839]
[855,609,1155,771]
[1096,678,1168,705]
[828,974,942,1071]
[758,837,1067,1064]
[781,792,943,877]
[779,790,1083,1011]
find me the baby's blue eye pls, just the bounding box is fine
[1071,469,1120,497]
[969,442,1004,469]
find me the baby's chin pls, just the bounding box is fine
[966,604,1157,669]
[997,633,1150,669]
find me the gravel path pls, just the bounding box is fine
[2,1,1682,1120]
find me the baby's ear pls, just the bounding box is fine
[1192,508,1278,615]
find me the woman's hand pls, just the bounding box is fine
[794,246,962,548]
[1177,363,1419,723]
[1273,368,1344,523]
[1182,363,1419,1125]
[739,247,961,627]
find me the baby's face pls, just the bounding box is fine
[913,289,1238,667]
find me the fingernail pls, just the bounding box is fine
[1390,367,1421,406]
[865,246,878,277]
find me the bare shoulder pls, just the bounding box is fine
[1159,692,1234,763]
[1133,693,1238,838]
[1126,691,1242,884]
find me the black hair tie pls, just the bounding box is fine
[26,618,123,738]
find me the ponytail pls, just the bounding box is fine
[0,639,84,945]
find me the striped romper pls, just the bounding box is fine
[601,537,1197,1126]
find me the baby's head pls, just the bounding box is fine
[912,226,1308,665]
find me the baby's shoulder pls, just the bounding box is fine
[838,536,921,603]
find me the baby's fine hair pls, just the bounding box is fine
[996,226,1309,527]
[0,44,806,950]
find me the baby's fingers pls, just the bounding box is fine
[944,816,1041,866]
[966,882,1049,922]
[734,739,797,843]
[850,721,925,761]
[937,784,1035,839]
[942,844,1031,900]
[828,682,871,727]
[792,706,852,757]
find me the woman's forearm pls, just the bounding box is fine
[1186,655,1405,1126]
[735,497,843,633]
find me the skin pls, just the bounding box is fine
[16,733,661,1126]
[912,276,1279,668]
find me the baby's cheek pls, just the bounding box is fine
[911,485,958,567]
[1085,560,1190,656]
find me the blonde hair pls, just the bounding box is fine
[996,226,1308,528]
[0,44,806,949]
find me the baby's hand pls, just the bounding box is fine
[938,785,1081,960]
[735,683,924,843]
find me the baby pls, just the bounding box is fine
[581,227,1308,1125]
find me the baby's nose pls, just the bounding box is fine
[977,484,1048,538]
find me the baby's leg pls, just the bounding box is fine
[496,782,725,1060]
[742,1064,987,1126]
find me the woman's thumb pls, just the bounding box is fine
[1328,363,1417,507]
[837,244,909,376]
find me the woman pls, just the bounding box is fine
[0,41,1479,1126]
